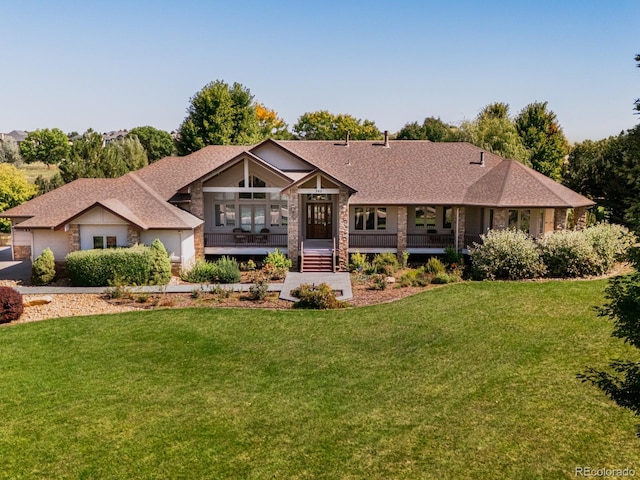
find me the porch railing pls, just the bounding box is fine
[349,233,398,249]
[204,232,287,248]
[406,233,455,248]
[464,234,482,248]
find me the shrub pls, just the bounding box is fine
[214,256,241,283]
[264,249,292,280]
[180,259,216,283]
[291,283,347,309]
[371,252,399,275]
[470,229,546,280]
[400,250,410,269]
[31,247,56,286]
[538,230,601,278]
[399,267,430,287]
[0,286,23,323]
[370,274,388,290]
[240,259,256,271]
[67,246,152,287]
[349,251,369,272]
[583,223,636,273]
[424,257,446,275]
[431,272,461,284]
[443,245,463,268]
[248,271,269,301]
[148,239,172,285]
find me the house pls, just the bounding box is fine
[0,130,28,144]
[1,136,595,272]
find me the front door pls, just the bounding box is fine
[306,203,332,239]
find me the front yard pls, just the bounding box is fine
[0,280,638,478]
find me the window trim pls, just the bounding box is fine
[354,206,387,231]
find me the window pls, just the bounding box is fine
[355,207,387,231]
[239,176,266,199]
[270,204,288,227]
[215,204,236,227]
[240,205,266,233]
[307,194,330,201]
[508,209,532,233]
[93,235,116,249]
[415,206,436,229]
[538,210,545,235]
[443,207,453,229]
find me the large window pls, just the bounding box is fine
[415,206,436,229]
[241,205,266,233]
[215,204,236,227]
[213,190,287,230]
[355,207,387,231]
[443,207,453,229]
[508,209,531,233]
[239,176,266,199]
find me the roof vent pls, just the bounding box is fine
[345,130,350,147]
[480,151,485,166]
[383,130,389,148]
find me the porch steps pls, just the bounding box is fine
[302,252,334,272]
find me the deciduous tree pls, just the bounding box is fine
[175,80,263,155]
[255,104,292,140]
[0,164,37,232]
[19,128,69,167]
[0,137,23,166]
[293,110,381,140]
[515,102,569,180]
[127,126,175,163]
[396,117,456,141]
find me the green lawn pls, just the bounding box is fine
[0,280,638,479]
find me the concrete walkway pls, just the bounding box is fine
[0,246,31,284]
[279,272,352,301]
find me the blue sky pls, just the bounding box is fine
[1,0,638,142]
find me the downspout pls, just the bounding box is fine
[455,207,460,252]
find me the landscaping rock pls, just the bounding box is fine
[24,296,53,307]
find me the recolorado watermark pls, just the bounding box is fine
[575,466,635,477]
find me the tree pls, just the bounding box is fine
[458,103,531,164]
[59,130,148,183]
[34,173,64,195]
[175,80,264,155]
[293,110,381,140]
[0,163,37,232]
[635,54,640,114]
[396,117,456,141]
[515,102,570,181]
[19,128,70,167]
[579,247,640,434]
[127,126,175,163]
[0,137,23,166]
[255,103,292,140]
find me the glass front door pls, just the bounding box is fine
[306,203,332,239]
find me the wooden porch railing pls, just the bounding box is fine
[406,233,455,248]
[349,233,398,248]
[204,232,287,248]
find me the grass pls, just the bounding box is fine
[0,280,638,479]
[19,161,60,183]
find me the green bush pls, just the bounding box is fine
[424,257,446,275]
[470,229,546,280]
[538,230,601,278]
[0,286,23,323]
[371,252,399,275]
[148,239,172,285]
[431,272,461,285]
[399,268,431,287]
[248,271,269,301]
[264,249,292,280]
[67,246,153,287]
[214,256,241,283]
[31,247,56,286]
[443,245,463,268]
[349,251,369,272]
[181,259,216,283]
[291,283,347,309]
[583,223,636,273]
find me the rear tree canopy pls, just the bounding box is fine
[127,126,174,163]
[256,103,292,140]
[175,80,264,155]
[20,128,70,166]
[0,163,37,232]
[396,117,456,141]
[515,102,570,181]
[293,111,381,140]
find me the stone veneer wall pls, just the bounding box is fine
[127,226,140,247]
[13,245,31,261]
[396,206,407,260]
[337,188,350,271]
[190,180,205,260]
[554,208,568,231]
[67,224,80,253]
[455,207,466,251]
[287,189,300,270]
[573,207,588,230]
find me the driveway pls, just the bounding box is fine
[0,246,31,284]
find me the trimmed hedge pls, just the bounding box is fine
[66,242,172,287]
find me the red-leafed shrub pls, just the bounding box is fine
[0,286,23,324]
